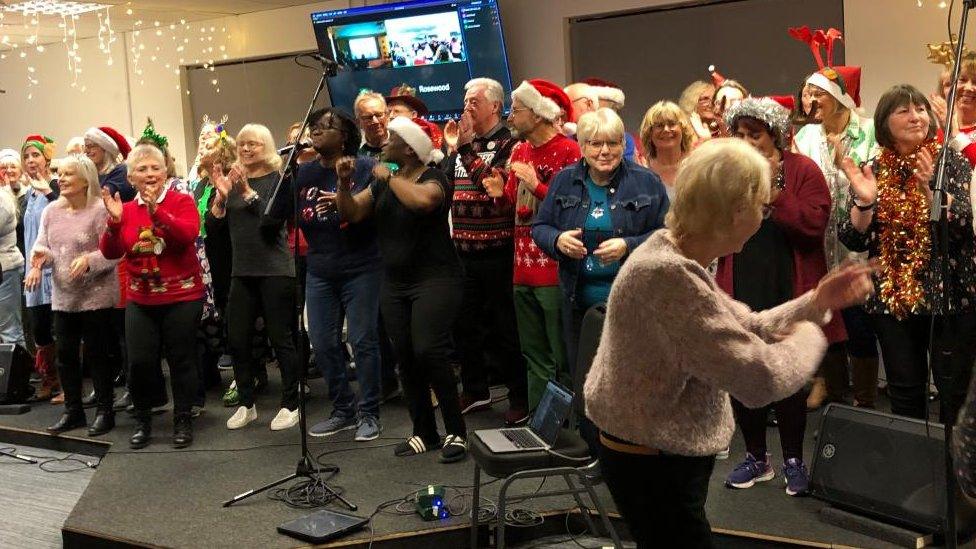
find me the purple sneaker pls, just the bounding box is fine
[783,458,810,496]
[726,453,774,489]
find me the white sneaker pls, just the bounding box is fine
[226,405,257,429]
[270,407,299,431]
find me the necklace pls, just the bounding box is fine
[873,140,937,318]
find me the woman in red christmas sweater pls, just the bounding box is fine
[484,79,581,416]
[100,143,204,450]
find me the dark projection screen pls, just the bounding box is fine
[569,0,845,132]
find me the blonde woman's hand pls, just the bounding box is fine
[101,187,123,223]
[23,266,42,292]
[68,255,90,281]
[812,260,877,313]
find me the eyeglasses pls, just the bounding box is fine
[239,141,263,150]
[509,106,530,115]
[585,140,623,151]
[357,112,385,123]
[761,203,775,219]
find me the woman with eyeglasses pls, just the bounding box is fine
[533,107,668,449]
[638,101,698,200]
[717,98,839,498]
[208,123,300,432]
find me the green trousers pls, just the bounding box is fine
[514,285,568,409]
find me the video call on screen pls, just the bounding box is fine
[312,0,514,121]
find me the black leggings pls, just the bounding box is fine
[28,304,53,346]
[870,312,976,425]
[227,276,299,410]
[53,308,116,413]
[731,388,807,461]
[126,300,202,415]
[381,276,464,444]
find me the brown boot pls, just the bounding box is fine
[850,356,879,408]
[806,376,828,410]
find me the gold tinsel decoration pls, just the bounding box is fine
[873,140,938,319]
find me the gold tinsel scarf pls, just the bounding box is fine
[873,140,937,319]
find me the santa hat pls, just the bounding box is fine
[806,67,859,110]
[388,116,444,165]
[85,126,131,159]
[511,79,573,122]
[708,65,727,88]
[22,135,56,161]
[768,95,796,111]
[581,77,625,108]
[0,149,20,164]
[789,25,861,109]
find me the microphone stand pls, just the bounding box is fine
[222,56,355,511]
[928,3,976,547]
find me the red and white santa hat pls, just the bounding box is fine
[581,77,625,108]
[789,26,861,111]
[388,116,445,165]
[84,126,131,159]
[511,79,574,122]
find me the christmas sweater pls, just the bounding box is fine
[498,134,581,287]
[948,124,976,166]
[99,187,204,306]
[448,124,520,254]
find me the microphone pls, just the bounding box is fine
[278,143,311,156]
[305,53,340,69]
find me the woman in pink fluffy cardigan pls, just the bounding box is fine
[583,138,875,549]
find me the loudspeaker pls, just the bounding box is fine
[0,343,33,404]
[810,403,976,536]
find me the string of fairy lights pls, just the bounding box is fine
[0,1,232,99]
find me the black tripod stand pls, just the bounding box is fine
[927,2,976,546]
[221,56,355,511]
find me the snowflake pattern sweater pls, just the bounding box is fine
[499,134,580,286]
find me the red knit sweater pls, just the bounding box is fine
[99,188,204,306]
[499,134,581,286]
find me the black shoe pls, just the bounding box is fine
[172,414,193,449]
[82,390,97,408]
[113,371,127,387]
[113,391,131,411]
[130,414,152,449]
[88,411,115,436]
[48,411,87,433]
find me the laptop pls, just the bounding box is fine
[475,380,574,453]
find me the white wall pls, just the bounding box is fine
[0,36,131,155]
[2,0,970,170]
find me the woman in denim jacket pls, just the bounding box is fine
[533,108,669,388]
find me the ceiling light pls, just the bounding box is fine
[3,1,110,16]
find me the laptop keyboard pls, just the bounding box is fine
[501,428,544,449]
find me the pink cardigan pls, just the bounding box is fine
[584,230,829,456]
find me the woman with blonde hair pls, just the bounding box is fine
[27,154,119,435]
[639,101,697,199]
[583,138,874,547]
[208,123,300,432]
[679,80,717,141]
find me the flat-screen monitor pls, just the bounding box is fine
[311,0,513,122]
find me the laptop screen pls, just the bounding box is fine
[529,381,574,445]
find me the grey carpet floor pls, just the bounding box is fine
[0,444,98,549]
[0,370,934,548]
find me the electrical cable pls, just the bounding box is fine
[0,447,100,472]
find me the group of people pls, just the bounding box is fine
[1,24,976,545]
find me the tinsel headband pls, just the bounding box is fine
[141,118,169,150]
[723,97,792,150]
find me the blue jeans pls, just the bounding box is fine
[306,269,382,418]
[0,268,26,348]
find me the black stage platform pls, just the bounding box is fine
[0,373,945,548]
